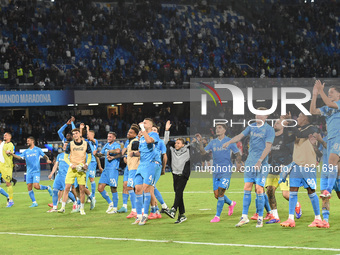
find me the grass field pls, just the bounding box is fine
[1,171,340,255]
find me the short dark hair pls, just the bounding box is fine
[130,125,139,135]
[109,131,117,137]
[27,136,35,143]
[144,118,154,125]
[216,124,227,131]
[152,124,160,133]
[176,138,185,144]
[5,132,12,137]
[72,128,80,133]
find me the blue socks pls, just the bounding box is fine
[224,195,232,205]
[256,193,264,217]
[122,193,129,205]
[136,194,143,215]
[242,190,251,215]
[0,187,9,198]
[90,181,96,197]
[143,192,151,215]
[309,192,320,216]
[128,190,136,210]
[112,192,118,208]
[68,191,76,202]
[100,190,112,204]
[52,189,59,206]
[322,209,329,222]
[151,206,156,213]
[289,191,298,215]
[264,193,271,213]
[40,185,48,190]
[28,190,36,202]
[216,197,224,217]
[154,188,165,205]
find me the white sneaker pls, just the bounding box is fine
[107,207,117,214]
[139,215,148,225]
[80,209,86,215]
[235,217,250,227]
[58,208,65,213]
[106,205,114,213]
[256,218,263,228]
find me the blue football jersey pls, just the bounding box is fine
[155,139,167,163]
[319,101,340,140]
[139,132,159,163]
[101,142,121,170]
[205,136,239,168]
[56,152,69,176]
[86,139,98,162]
[20,146,45,173]
[242,122,275,165]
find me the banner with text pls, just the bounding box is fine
[0,90,74,107]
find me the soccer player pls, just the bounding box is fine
[58,128,92,215]
[132,118,160,225]
[280,113,322,228]
[265,117,301,224]
[0,132,15,207]
[47,141,76,212]
[309,80,340,227]
[97,132,121,214]
[196,124,241,223]
[223,107,275,228]
[148,124,168,220]
[83,125,98,209]
[117,125,140,216]
[58,117,76,143]
[0,136,10,203]
[10,136,53,207]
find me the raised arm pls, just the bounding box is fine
[163,120,172,145]
[316,80,339,109]
[310,82,321,115]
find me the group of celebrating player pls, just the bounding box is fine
[1,79,339,228]
[0,115,189,225]
[195,79,340,228]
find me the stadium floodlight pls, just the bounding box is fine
[133,103,143,105]
[116,103,122,106]
[256,100,266,102]
[153,102,163,105]
[88,103,99,106]
[173,102,183,104]
[67,104,78,106]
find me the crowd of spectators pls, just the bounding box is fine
[0,0,338,90]
[0,105,189,144]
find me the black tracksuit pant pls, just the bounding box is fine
[172,173,188,215]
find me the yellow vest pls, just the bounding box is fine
[17,68,23,77]
[3,71,8,79]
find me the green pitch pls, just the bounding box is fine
[0,172,339,255]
